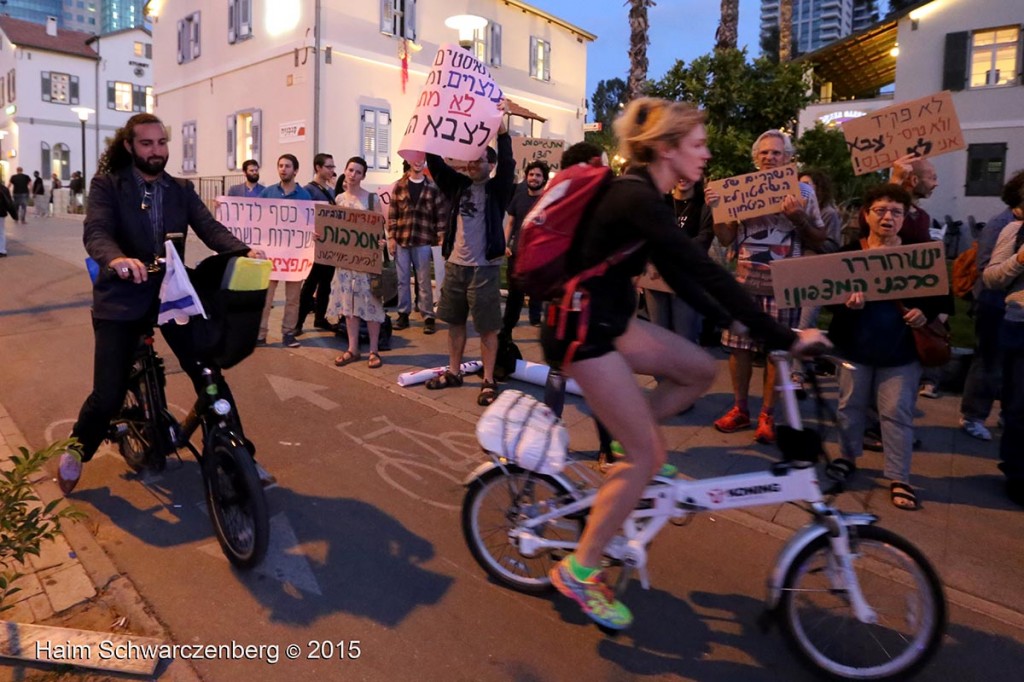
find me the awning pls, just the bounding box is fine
[506,98,547,123]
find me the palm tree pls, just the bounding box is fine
[626,0,656,100]
[715,0,739,52]
[779,0,793,62]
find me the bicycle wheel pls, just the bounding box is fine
[462,467,582,594]
[116,386,154,472]
[202,438,269,569]
[778,524,945,680]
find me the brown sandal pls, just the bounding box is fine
[334,350,361,367]
[477,380,499,406]
[425,370,464,390]
[367,351,383,369]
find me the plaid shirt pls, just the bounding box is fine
[387,175,447,248]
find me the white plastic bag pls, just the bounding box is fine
[476,390,568,475]
[157,239,207,325]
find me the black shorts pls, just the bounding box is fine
[540,299,621,370]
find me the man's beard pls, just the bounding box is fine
[246,172,260,183]
[133,151,166,175]
[527,180,544,191]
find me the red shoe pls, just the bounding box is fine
[755,412,776,444]
[714,406,751,433]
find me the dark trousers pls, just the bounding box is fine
[71,316,241,461]
[999,320,1024,481]
[500,255,542,339]
[960,302,1004,421]
[298,263,336,328]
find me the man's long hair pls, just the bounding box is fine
[96,113,164,175]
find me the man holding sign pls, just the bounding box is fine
[709,129,826,444]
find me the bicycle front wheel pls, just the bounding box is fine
[462,467,582,594]
[779,524,945,680]
[202,439,269,569]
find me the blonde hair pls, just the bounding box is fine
[613,97,705,166]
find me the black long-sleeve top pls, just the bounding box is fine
[572,167,797,350]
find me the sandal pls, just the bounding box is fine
[827,457,857,481]
[367,351,383,369]
[334,350,361,367]
[425,370,464,390]
[890,482,920,511]
[477,380,499,407]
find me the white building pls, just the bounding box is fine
[0,15,153,186]
[799,0,1024,224]
[143,0,594,194]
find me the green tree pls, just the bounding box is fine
[586,77,629,158]
[794,122,887,207]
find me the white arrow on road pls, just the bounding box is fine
[266,375,339,411]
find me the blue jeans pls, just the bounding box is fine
[999,320,1024,481]
[838,360,922,483]
[396,245,434,318]
[960,302,1004,422]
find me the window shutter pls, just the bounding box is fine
[226,114,236,170]
[361,108,376,166]
[106,80,114,109]
[543,41,551,81]
[41,72,51,102]
[228,0,237,44]
[176,19,185,63]
[10,70,15,102]
[240,0,252,38]
[251,109,261,164]
[376,110,391,170]
[529,37,537,77]
[490,22,502,66]
[69,76,79,105]
[146,43,152,59]
[1,77,6,107]
[942,31,969,91]
[191,12,201,60]
[380,0,396,36]
[403,0,416,41]
[133,85,145,112]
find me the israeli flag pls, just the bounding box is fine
[157,240,207,325]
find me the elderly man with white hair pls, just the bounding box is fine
[709,129,827,444]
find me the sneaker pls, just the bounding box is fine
[602,441,679,478]
[313,317,334,331]
[549,557,633,630]
[754,412,776,444]
[254,461,277,489]
[714,406,751,433]
[282,332,300,348]
[960,418,992,441]
[423,317,436,335]
[255,338,267,346]
[919,382,939,399]
[57,451,83,495]
[394,312,410,330]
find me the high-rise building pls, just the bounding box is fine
[761,0,880,56]
[0,0,64,27]
[64,0,100,34]
[101,0,145,33]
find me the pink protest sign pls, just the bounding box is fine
[398,43,503,163]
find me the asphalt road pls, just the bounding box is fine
[2,217,1023,681]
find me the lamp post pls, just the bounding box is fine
[71,107,94,185]
[444,14,487,51]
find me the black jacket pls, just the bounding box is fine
[84,168,248,321]
[427,132,515,262]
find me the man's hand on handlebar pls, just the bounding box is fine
[246,249,266,259]
[789,328,832,360]
[109,257,148,284]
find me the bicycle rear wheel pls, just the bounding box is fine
[115,385,157,472]
[778,524,945,680]
[202,437,269,569]
[462,466,582,594]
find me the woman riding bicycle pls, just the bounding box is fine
[542,98,828,630]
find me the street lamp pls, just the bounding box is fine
[71,107,94,185]
[444,14,487,51]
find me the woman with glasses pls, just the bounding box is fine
[828,184,951,511]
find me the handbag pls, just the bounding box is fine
[899,303,951,367]
[369,259,398,303]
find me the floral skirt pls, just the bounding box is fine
[326,269,386,323]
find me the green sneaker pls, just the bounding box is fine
[608,441,678,478]
[549,556,632,630]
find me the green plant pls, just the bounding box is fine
[0,439,85,611]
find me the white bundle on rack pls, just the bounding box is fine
[476,390,568,475]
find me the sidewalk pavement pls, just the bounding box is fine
[2,215,1022,677]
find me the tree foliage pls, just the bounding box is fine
[795,123,887,206]
[586,77,629,159]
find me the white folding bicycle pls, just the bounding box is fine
[462,352,945,680]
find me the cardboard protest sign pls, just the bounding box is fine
[512,137,564,176]
[214,196,320,281]
[706,165,799,223]
[313,205,387,275]
[636,263,673,294]
[770,242,948,309]
[398,43,504,163]
[842,91,965,176]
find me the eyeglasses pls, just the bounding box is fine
[141,186,153,211]
[869,207,905,218]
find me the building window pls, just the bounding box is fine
[0,77,5,107]
[969,26,1020,88]
[965,143,1007,196]
[489,22,502,67]
[145,86,154,113]
[41,142,51,180]
[8,69,15,103]
[229,0,253,43]
[42,72,79,105]
[380,0,416,41]
[110,81,132,111]
[360,106,391,171]
[226,109,261,170]
[54,143,70,181]
[529,37,551,82]
[134,41,152,58]
[177,11,201,64]
[182,121,197,173]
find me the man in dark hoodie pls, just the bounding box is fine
[424,102,514,406]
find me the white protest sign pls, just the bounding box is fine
[398,43,504,163]
[214,196,320,282]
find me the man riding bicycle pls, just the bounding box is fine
[58,113,270,494]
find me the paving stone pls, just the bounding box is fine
[39,563,96,614]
